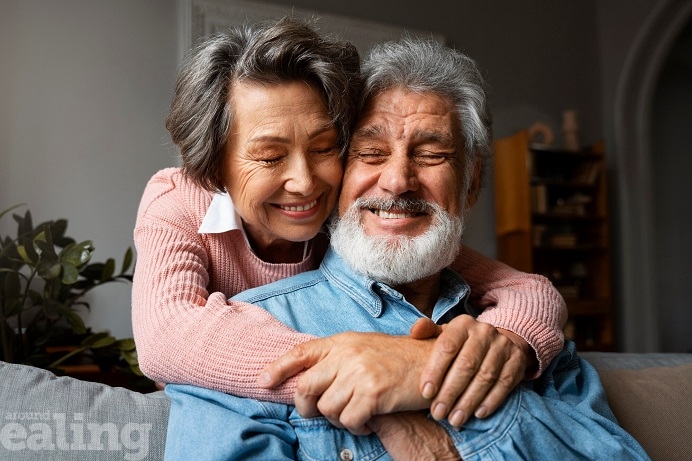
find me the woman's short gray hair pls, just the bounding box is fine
[166,16,362,191]
[361,37,493,188]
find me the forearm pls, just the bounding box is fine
[369,412,461,461]
[133,291,314,402]
[453,246,567,377]
[132,221,314,403]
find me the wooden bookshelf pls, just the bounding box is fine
[493,129,614,350]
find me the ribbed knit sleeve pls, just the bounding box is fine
[132,168,567,402]
[132,169,319,403]
[451,246,568,378]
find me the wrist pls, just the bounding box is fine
[497,328,538,376]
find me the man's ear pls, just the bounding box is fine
[465,160,482,209]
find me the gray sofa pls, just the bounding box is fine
[1,352,691,461]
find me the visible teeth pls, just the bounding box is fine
[373,209,414,219]
[280,199,317,212]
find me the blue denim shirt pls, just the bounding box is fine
[164,249,650,461]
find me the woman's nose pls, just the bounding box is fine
[284,154,316,195]
[377,155,419,195]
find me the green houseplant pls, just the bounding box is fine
[0,204,141,378]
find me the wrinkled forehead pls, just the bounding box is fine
[353,88,460,148]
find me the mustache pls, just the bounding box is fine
[352,197,437,214]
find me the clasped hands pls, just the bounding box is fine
[257,315,532,434]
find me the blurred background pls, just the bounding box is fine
[1,0,690,353]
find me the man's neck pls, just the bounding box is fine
[393,273,441,318]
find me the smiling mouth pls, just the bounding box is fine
[279,199,318,212]
[371,209,418,219]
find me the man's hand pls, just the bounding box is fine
[257,331,434,434]
[258,316,531,432]
[368,412,461,461]
[412,315,531,427]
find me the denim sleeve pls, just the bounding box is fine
[164,384,296,461]
[437,341,651,461]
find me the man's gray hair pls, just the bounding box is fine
[361,37,493,188]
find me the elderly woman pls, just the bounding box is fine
[132,16,566,437]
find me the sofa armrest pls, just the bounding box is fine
[0,361,170,460]
[582,352,692,461]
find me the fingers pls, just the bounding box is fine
[292,332,431,435]
[440,334,523,427]
[295,361,379,435]
[292,358,338,417]
[472,353,525,419]
[257,338,329,388]
[318,391,375,436]
[424,318,527,428]
[419,315,472,399]
[409,317,443,339]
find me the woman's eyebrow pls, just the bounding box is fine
[249,125,336,144]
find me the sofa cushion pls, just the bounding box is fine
[0,361,169,461]
[597,363,692,461]
[581,351,692,371]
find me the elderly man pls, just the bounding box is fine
[164,38,649,460]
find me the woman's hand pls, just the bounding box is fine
[257,331,434,434]
[411,315,531,427]
[257,316,531,431]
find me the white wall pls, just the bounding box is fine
[0,0,179,338]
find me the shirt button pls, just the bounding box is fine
[340,448,354,460]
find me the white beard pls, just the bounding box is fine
[329,197,466,286]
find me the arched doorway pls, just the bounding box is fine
[651,19,692,352]
[614,0,692,352]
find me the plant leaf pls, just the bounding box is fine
[51,219,68,244]
[42,300,62,320]
[116,338,136,351]
[16,245,32,264]
[2,270,21,299]
[4,298,24,317]
[81,332,116,349]
[60,241,94,267]
[121,247,133,274]
[32,230,47,255]
[14,210,33,238]
[60,308,86,334]
[79,263,103,281]
[121,348,143,375]
[37,258,62,280]
[33,239,54,259]
[101,258,115,282]
[0,203,26,222]
[61,262,80,285]
[20,236,39,265]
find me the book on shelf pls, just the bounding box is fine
[531,184,547,213]
[549,233,578,247]
[572,161,601,185]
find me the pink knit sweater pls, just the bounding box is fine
[132,168,566,403]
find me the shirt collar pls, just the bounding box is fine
[198,191,311,259]
[319,247,470,324]
[198,191,243,234]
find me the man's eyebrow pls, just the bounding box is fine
[351,124,385,140]
[411,129,455,146]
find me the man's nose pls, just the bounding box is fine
[284,154,316,195]
[377,154,419,195]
